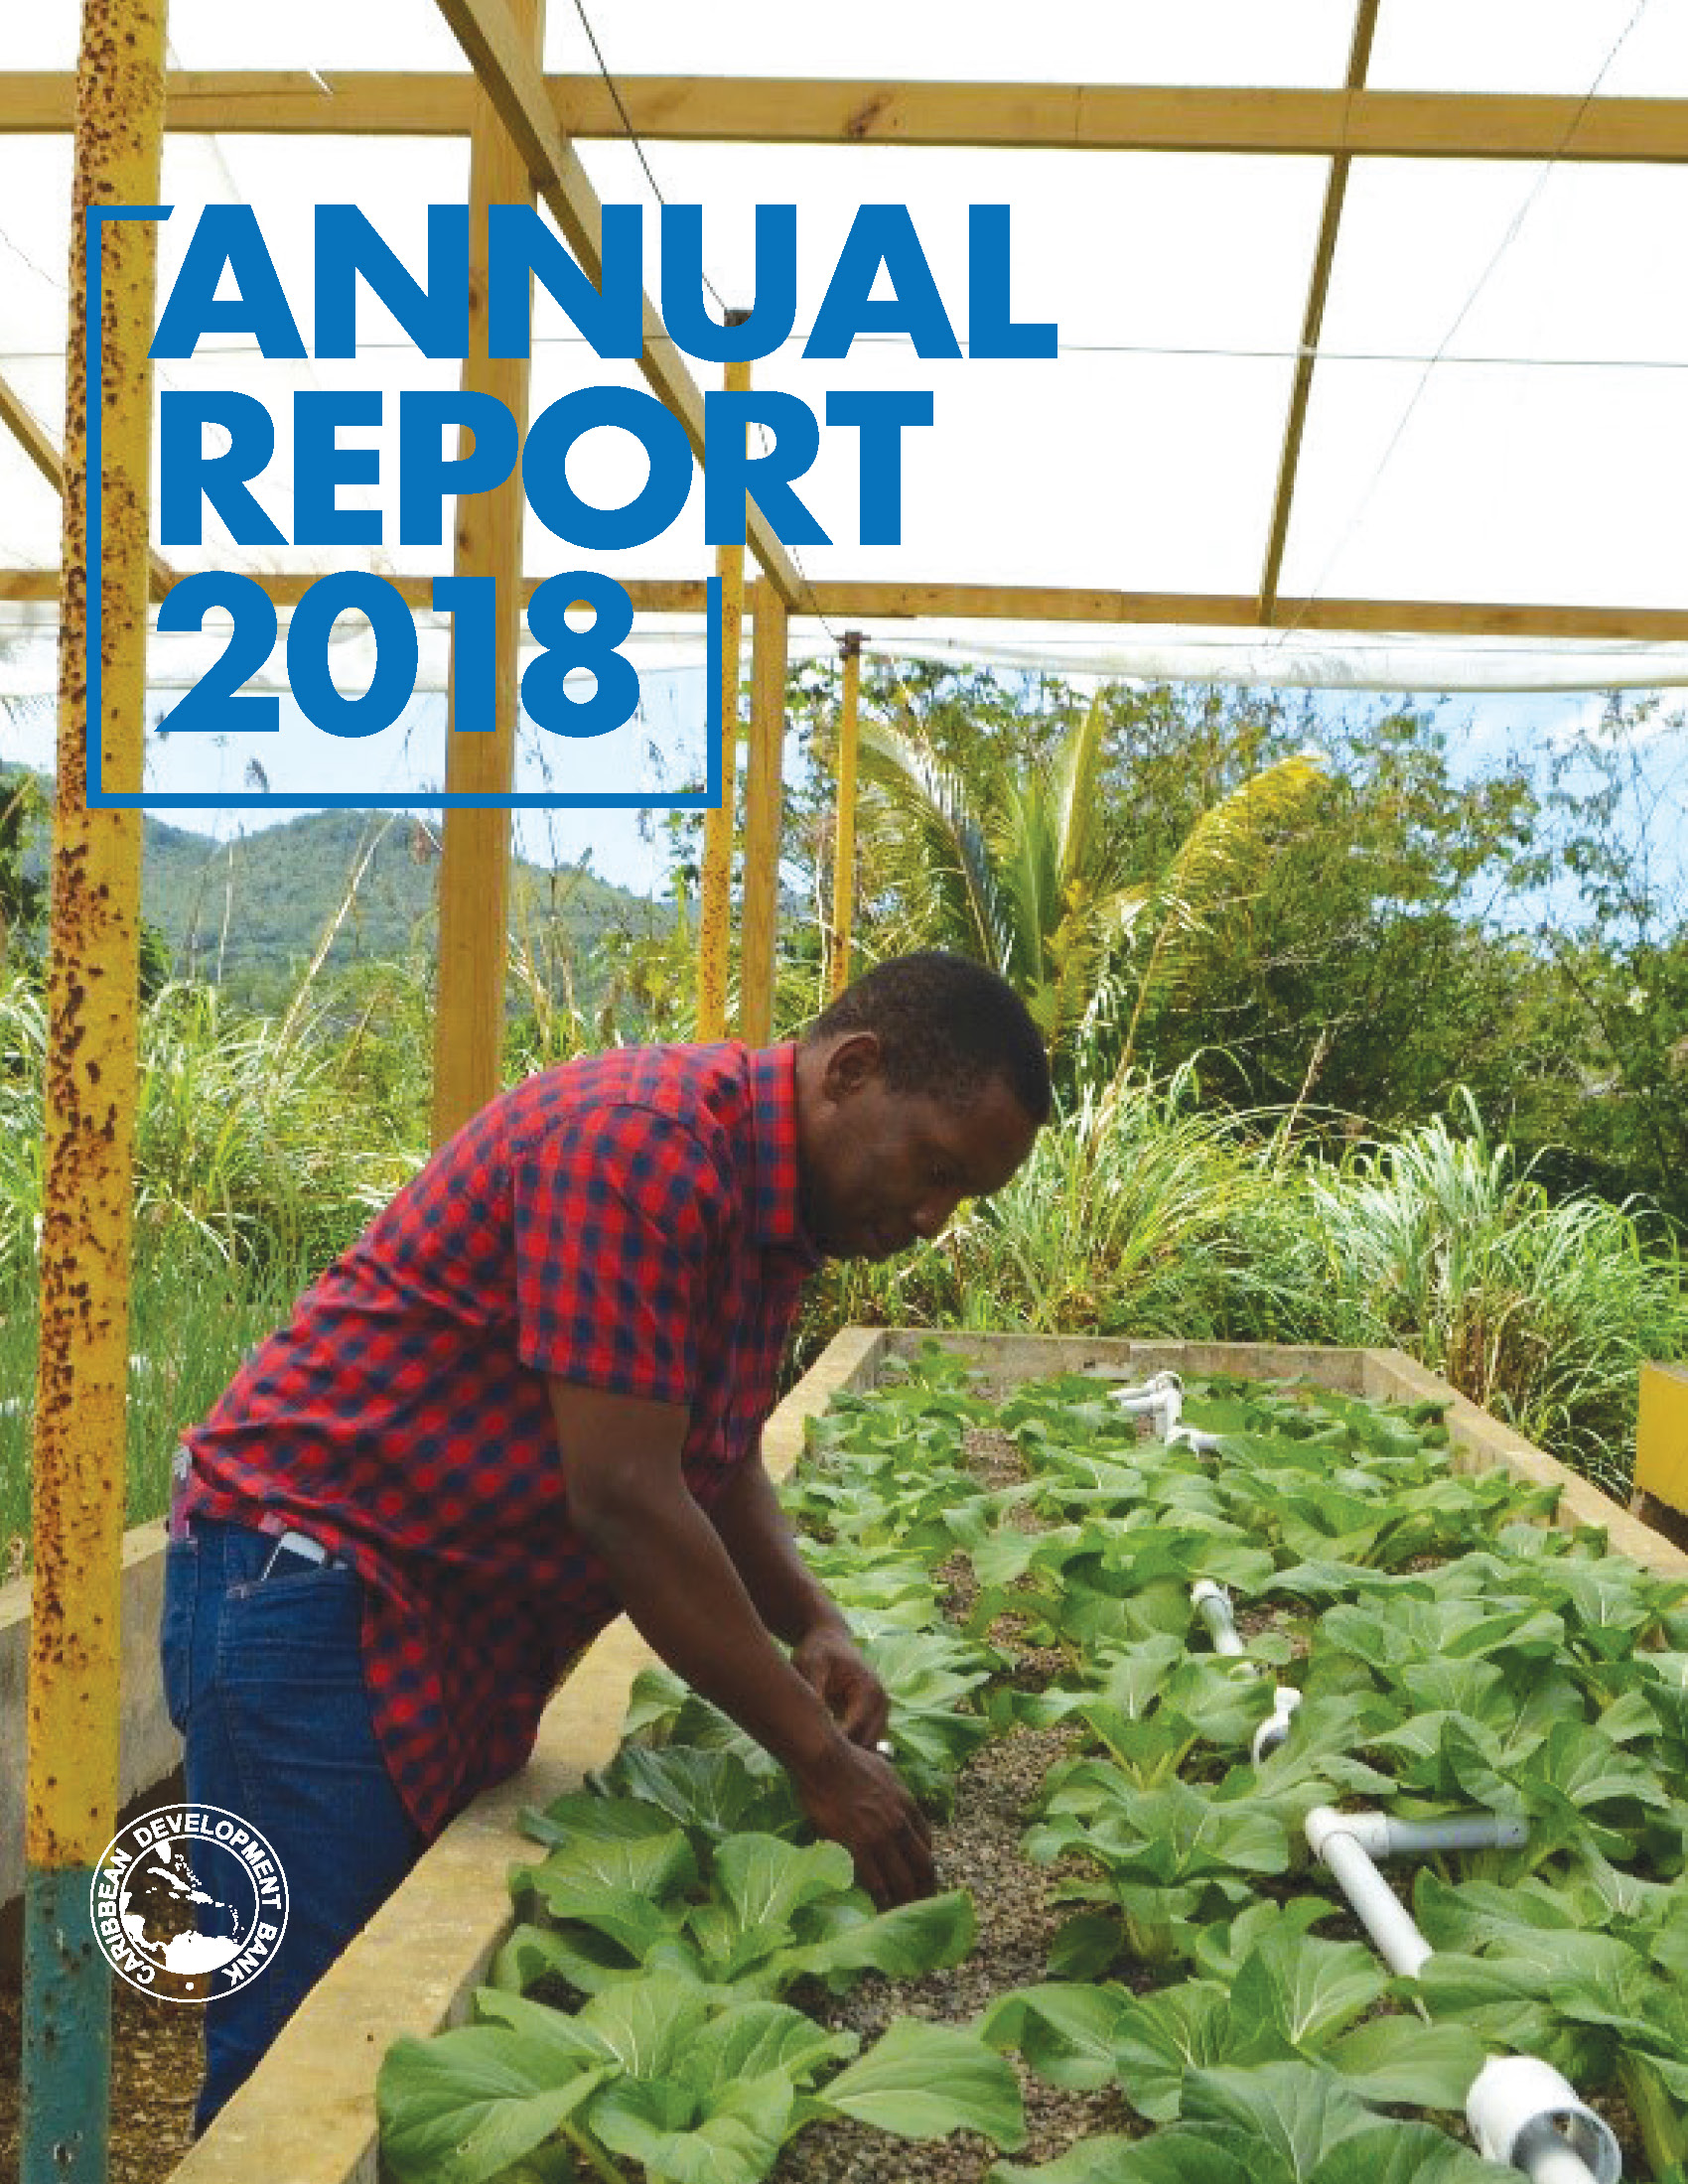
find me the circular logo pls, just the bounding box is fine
[89,1804,290,2003]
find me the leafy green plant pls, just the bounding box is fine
[379,1970,1026,2184]
[988,2060,1513,2184]
[984,1926,1484,2118]
[496,1801,976,2002]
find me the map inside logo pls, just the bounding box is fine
[90,1804,290,2002]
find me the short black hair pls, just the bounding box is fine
[802,951,1053,1125]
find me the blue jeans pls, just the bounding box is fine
[160,1517,427,2134]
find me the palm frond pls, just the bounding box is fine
[1116,751,1329,1073]
[857,715,1015,970]
[1050,693,1111,894]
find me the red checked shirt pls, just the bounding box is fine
[179,1040,822,1841]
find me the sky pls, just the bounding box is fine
[2,0,1687,892]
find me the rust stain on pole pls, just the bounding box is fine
[24,2,166,2176]
[28,0,166,1874]
[695,338,751,1041]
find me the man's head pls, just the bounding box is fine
[792,951,1052,1261]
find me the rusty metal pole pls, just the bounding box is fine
[431,0,545,1147]
[23,1,167,2177]
[826,629,863,1001]
[738,579,787,1045]
[694,331,750,1040]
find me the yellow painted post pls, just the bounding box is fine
[431,0,545,1148]
[1635,1361,1688,1515]
[826,629,863,1001]
[739,579,788,1044]
[23,2,166,2177]
[695,331,751,1040]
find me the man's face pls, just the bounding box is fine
[797,1033,1042,1262]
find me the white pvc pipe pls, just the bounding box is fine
[1305,1815,1618,2184]
[1105,1371,1183,1412]
[1467,2057,1621,2184]
[1311,1809,1530,1860]
[1191,1579,1248,1658]
[1305,1809,1435,1977]
[1528,2145,1609,2184]
[1251,1685,1302,1762]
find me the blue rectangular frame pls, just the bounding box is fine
[84,205,725,812]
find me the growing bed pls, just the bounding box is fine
[167,1336,1688,2184]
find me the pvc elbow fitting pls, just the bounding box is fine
[1191,1580,1249,1658]
[1466,2055,1621,2184]
[1107,1369,1183,1413]
[1251,1685,1301,1762]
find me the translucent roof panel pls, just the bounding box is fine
[12,0,1362,85]
[5,1,1688,667]
[539,1,1357,88]
[1368,0,1688,97]
[560,139,1322,589]
[1285,157,1688,608]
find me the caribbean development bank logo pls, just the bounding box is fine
[90,1803,289,2001]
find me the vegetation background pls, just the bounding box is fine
[1,664,1684,1561]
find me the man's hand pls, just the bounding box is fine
[791,1620,891,1748]
[548,1389,931,1909]
[790,1736,934,1908]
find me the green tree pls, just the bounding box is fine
[851,695,1327,1071]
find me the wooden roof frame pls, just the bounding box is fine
[6,71,1688,161]
[5,10,1686,645]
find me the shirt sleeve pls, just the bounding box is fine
[510,1102,726,1405]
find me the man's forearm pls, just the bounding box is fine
[579,1469,843,1774]
[706,1454,848,1648]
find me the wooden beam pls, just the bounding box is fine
[1259,0,1379,622]
[430,0,543,1150]
[6,74,1688,163]
[809,585,1688,642]
[6,567,1688,642]
[739,579,788,1045]
[428,0,805,609]
[697,349,751,1044]
[0,366,175,604]
[827,630,863,1002]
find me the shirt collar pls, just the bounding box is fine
[748,1042,822,1268]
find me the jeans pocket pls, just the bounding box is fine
[218,1562,363,1683]
[160,1538,200,1733]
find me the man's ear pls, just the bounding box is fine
[820,1030,883,1101]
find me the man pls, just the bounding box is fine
[161,949,1049,2129]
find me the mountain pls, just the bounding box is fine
[2,768,674,998]
[142,808,669,988]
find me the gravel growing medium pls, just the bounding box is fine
[769,1422,1137,2184]
[772,1724,1133,2184]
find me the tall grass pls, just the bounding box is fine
[790,1072,1369,1370]
[0,967,428,1571]
[0,1237,323,1570]
[1302,1102,1688,1498]
[0,973,424,1293]
[791,1081,1688,1501]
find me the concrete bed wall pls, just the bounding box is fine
[0,1517,184,1917]
[10,1333,1684,2182]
